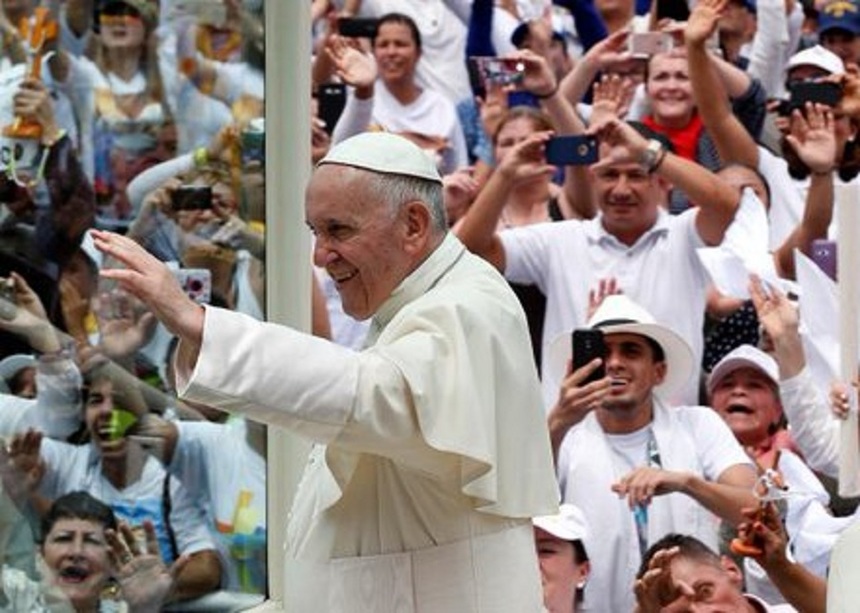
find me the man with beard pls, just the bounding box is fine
[548,294,756,612]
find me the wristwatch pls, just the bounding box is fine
[638,139,666,174]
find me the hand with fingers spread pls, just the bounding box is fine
[590,74,635,124]
[634,546,695,613]
[108,520,189,613]
[684,0,728,47]
[748,275,799,347]
[3,429,45,501]
[612,467,691,508]
[91,231,204,349]
[326,34,377,90]
[587,278,623,321]
[784,102,838,174]
[95,289,157,361]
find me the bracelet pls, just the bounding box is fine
[652,146,668,173]
[535,83,559,99]
[193,146,209,168]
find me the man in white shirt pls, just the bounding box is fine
[549,295,756,612]
[90,131,559,613]
[456,118,749,406]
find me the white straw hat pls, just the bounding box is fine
[545,295,694,399]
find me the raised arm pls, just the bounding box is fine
[685,0,759,169]
[772,103,837,279]
[590,117,740,245]
[453,131,556,271]
[516,49,596,219]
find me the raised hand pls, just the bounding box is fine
[515,49,558,99]
[748,275,799,344]
[495,130,556,185]
[0,272,60,352]
[108,520,189,613]
[590,75,636,126]
[784,102,837,174]
[634,546,695,613]
[95,289,157,361]
[588,117,650,171]
[326,34,377,89]
[582,29,633,71]
[91,231,204,346]
[684,0,728,46]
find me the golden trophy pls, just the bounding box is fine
[2,6,58,140]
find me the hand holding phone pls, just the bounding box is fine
[171,185,213,211]
[572,329,606,385]
[545,135,599,166]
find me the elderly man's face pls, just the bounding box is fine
[664,556,751,612]
[306,165,416,320]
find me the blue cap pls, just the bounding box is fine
[819,0,860,36]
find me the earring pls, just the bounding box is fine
[576,580,587,589]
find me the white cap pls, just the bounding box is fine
[0,354,36,393]
[787,45,845,76]
[707,344,779,394]
[318,132,443,184]
[533,504,589,542]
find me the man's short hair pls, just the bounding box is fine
[636,533,721,579]
[365,172,448,233]
[40,491,118,542]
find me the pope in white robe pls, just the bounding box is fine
[92,132,560,612]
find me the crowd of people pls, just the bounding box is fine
[2,0,860,610]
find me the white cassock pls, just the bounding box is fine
[176,234,559,612]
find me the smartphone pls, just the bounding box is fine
[173,268,212,304]
[656,0,690,22]
[338,17,379,38]
[317,82,347,136]
[507,90,540,109]
[572,329,606,385]
[171,185,213,211]
[545,135,599,166]
[811,238,837,281]
[468,56,525,88]
[787,81,843,113]
[627,32,674,57]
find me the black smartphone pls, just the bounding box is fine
[468,56,525,88]
[572,329,606,384]
[780,81,843,115]
[811,238,837,281]
[171,185,213,211]
[545,135,599,166]
[656,0,690,22]
[337,17,379,38]
[317,82,347,136]
[507,90,540,109]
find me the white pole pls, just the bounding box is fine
[836,183,860,497]
[265,0,312,607]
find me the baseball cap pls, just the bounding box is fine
[0,354,36,395]
[99,0,158,32]
[818,0,860,36]
[318,132,443,184]
[787,44,846,74]
[533,504,589,542]
[707,344,779,395]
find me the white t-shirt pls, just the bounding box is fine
[352,0,471,104]
[558,403,752,613]
[371,83,469,175]
[501,206,713,407]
